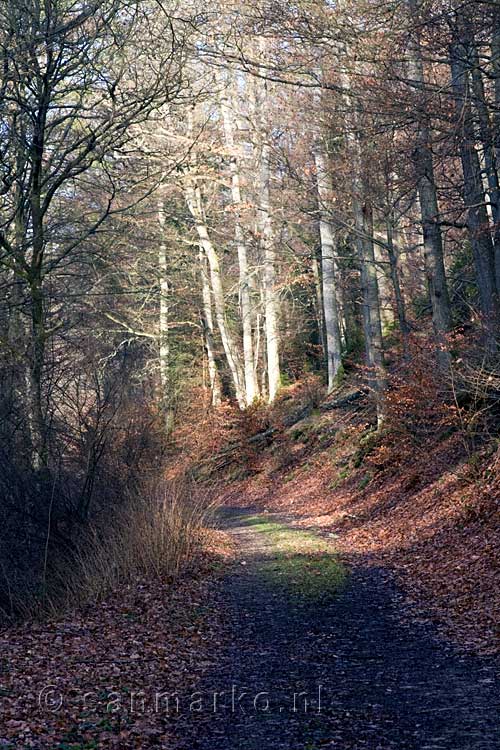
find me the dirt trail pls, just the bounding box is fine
[176,507,499,750]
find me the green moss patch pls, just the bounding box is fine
[241,515,347,600]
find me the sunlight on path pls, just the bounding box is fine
[177,506,500,750]
[235,514,347,600]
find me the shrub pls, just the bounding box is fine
[29,478,215,616]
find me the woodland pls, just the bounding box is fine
[0,0,499,748]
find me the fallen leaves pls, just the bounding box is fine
[216,393,500,656]
[0,530,233,749]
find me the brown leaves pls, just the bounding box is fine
[0,532,231,749]
[214,370,499,657]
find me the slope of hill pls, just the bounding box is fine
[207,375,499,656]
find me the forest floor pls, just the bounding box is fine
[1,384,499,748]
[0,532,232,749]
[214,382,500,657]
[173,506,499,750]
[1,502,498,749]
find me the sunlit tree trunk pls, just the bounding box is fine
[311,251,326,355]
[340,61,386,424]
[313,147,343,392]
[259,142,280,402]
[199,248,221,406]
[185,179,246,408]
[469,43,500,244]
[254,71,281,402]
[337,50,387,422]
[219,78,258,404]
[353,187,387,427]
[157,197,174,434]
[373,240,395,333]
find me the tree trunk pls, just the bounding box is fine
[311,251,326,356]
[354,192,387,426]
[259,139,281,402]
[185,180,246,408]
[157,198,174,434]
[28,170,48,470]
[469,43,500,239]
[491,2,500,154]
[313,147,343,392]
[27,272,47,470]
[492,2,500,292]
[199,248,222,406]
[449,36,498,335]
[338,53,387,423]
[373,240,395,333]
[386,218,411,354]
[407,0,452,359]
[6,180,31,458]
[341,71,387,424]
[219,80,258,404]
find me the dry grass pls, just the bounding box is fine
[29,478,216,617]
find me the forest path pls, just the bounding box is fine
[176,506,499,750]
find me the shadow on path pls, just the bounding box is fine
[175,507,499,750]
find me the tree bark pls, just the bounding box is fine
[449,36,498,335]
[199,248,222,407]
[157,197,174,434]
[386,218,411,354]
[313,147,343,392]
[28,170,48,470]
[469,43,500,239]
[185,179,246,408]
[407,0,452,358]
[258,130,281,402]
[311,251,326,355]
[492,2,500,292]
[219,79,258,404]
[373,240,395,333]
[353,192,387,426]
[341,70,387,425]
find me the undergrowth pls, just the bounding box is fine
[20,479,215,619]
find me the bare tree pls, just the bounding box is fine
[0,0,187,467]
[406,0,452,359]
[218,71,259,404]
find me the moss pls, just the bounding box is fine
[329,467,351,489]
[279,372,293,388]
[352,427,379,468]
[242,516,347,601]
[358,472,373,491]
[333,362,345,386]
